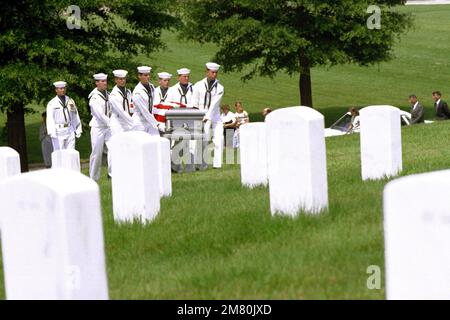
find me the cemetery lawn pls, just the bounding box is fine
[3,121,450,299]
[1,5,450,299]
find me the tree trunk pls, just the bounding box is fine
[7,104,29,172]
[299,56,313,108]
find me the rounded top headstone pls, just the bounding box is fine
[0,147,20,158]
[265,106,324,124]
[0,169,98,196]
[360,105,399,116]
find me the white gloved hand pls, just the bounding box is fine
[157,123,165,133]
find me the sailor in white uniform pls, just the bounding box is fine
[132,66,161,136]
[167,68,195,172]
[167,68,194,106]
[88,73,112,181]
[153,72,172,106]
[191,62,225,170]
[46,81,82,151]
[109,69,134,136]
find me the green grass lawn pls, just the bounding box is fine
[0,5,450,299]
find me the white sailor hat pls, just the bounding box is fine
[206,62,220,71]
[177,68,191,75]
[157,72,172,79]
[53,81,67,88]
[137,66,152,74]
[93,73,108,81]
[113,69,128,78]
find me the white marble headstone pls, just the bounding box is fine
[266,106,328,216]
[109,131,160,223]
[384,170,450,300]
[0,169,108,300]
[52,149,81,172]
[360,105,402,180]
[157,137,172,198]
[239,122,268,188]
[0,146,21,181]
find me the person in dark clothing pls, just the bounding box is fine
[432,91,450,120]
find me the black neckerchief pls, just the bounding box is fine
[97,89,110,117]
[160,87,168,102]
[178,83,191,104]
[117,86,130,114]
[204,79,218,109]
[58,95,66,105]
[207,79,216,90]
[142,83,154,111]
[57,95,71,123]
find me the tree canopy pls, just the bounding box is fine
[0,0,176,170]
[179,0,413,107]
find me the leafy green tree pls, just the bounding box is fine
[0,0,176,171]
[179,0,413,108]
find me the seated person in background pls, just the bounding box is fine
[39,112,53,168]
[233,101,249,148]
[408,94,425,124]
[346,107,360,134]
[221,104,236,148]
[262,107,272,120]
[432,91,450,120]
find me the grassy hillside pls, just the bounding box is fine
[0,5,450,299]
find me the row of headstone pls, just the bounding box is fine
[5,106,447,299]
[239,105,403,216]
[0,147,108,299]
[109,132,171,224]
[0,131,172,299]
[239,105,448,298]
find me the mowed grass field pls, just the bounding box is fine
[0,5,450,299]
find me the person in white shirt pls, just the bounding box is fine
[46,81,82,151]
[346,107,360,134]
[191,62,225,169]
[88,73,112,181]
[220,104,235,148]
[153,72,172,106]
[132,66,161,135]
[233,101,249,148]
[109,69,134,136]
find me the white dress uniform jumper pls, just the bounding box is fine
[109,85,134,136]
[46,95,82,151]
[132,82,160,136]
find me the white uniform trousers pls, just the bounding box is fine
[51,128,75,150]
[193,120,223,169]
[89,126,112,181]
